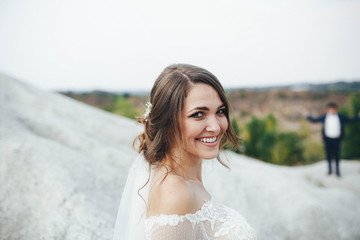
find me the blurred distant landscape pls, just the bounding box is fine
[59,81,360,166]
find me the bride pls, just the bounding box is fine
[113,64,256,240]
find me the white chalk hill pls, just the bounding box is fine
[0,73,359,240]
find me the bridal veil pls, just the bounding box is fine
[113,153,152,240]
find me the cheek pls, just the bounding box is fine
[220,118,228,133]
[182,120,199,140]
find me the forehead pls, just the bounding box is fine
[183,83,223,110]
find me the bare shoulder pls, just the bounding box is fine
[148,173,198,216]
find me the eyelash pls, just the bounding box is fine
[190,111,203,118]
[190,109,226,118]
[218,109,226,115]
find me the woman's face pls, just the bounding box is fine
[179,83,228,161]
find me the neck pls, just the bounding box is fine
[164,152,203,182]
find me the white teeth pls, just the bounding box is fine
[199,136,217,143]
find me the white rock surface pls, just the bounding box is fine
[0,73,138,240]
[1,73,360,240]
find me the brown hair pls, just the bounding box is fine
[327,102,338,109]
[133,63,240,168]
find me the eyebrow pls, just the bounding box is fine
[187,104,225,114]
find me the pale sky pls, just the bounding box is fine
[0,0,359,91]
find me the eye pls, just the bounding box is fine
[190,111,204,118]
[217,108,227,115]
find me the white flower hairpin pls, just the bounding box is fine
[143,101,152,121]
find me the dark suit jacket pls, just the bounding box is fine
[307,113,360,139]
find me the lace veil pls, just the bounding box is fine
[113,153,152,240]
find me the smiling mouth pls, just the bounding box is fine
[196,136,218,143]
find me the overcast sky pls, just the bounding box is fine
[0,0,359,92]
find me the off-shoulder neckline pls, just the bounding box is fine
[145,198,214,221]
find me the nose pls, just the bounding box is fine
[206,116,221,133]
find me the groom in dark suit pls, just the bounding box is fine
[305,102,360,177]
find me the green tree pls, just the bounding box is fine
[260,114,277,162]
[272,132,305,165]
[341,94,360,159]
[243,114,276,162]
[113,95,139,119]
[243,113,306,165]
[299,119,324,163]
[244,116,266,159]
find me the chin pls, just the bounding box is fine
[200,150,220,160]
[202,156,218,160]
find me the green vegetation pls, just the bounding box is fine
[239,114,312,166]
[299,119,325,163]
[231,97,360,164]
[277,92,287,99]
[112,95,140,119]
[341,94,360,159]
[62,91,142,120]
[303,140,324,163]
[271,131,305,165]
[242,114,277,162]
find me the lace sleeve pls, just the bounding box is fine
[144,200,256,240]
[145,215,210,240]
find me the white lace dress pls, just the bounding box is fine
[144,199,256,240]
